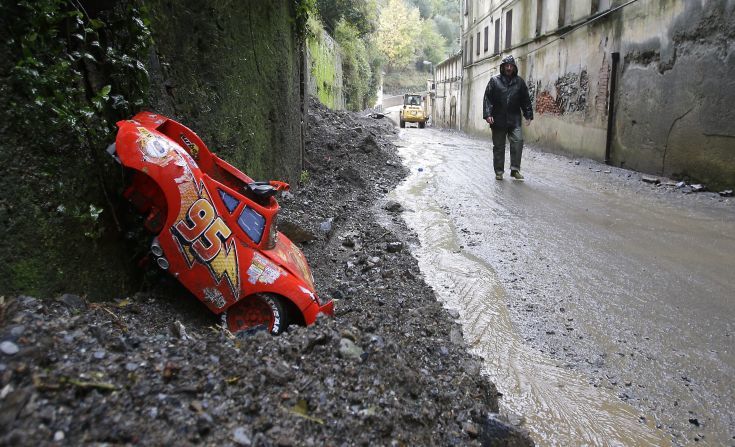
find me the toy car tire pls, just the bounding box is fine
[222,293,289,335]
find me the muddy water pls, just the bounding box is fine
[389,128,735,445]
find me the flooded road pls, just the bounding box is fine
[389,127,735,446]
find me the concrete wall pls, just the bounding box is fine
[307,29,345,110]
[147,0,305,184]
[458,0,735,188]
[614,0,735,187]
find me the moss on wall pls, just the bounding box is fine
[307,27,344,109]
[146,0,305,183]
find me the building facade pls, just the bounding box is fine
[434,53,463,129]
[455,0,734,188]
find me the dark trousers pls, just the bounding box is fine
[491,126,523,173]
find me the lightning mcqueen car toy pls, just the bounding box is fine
[110,112,333,334]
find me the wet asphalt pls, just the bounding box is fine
[388,125,735,446]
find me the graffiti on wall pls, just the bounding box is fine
[532,70,589,116]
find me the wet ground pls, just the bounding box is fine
[388,126,735,446]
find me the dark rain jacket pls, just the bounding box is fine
[482,56,533,128]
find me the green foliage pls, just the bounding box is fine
[294,0,318,39]
[376,0,422,70]
[374,0,459,72]
[316,0,378,36]
[300,170,311,184]
[0,0,152,296]
[1,0,151,155]
[307,17,342,108]
[335,19,373,110]
[382,68,430,95]
[408,0,434,19]
[419,19,447,64]
[434,14,459,52]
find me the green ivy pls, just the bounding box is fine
[293,0,318,39]
[1,0,152,158]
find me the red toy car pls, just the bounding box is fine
[110,112,333,334]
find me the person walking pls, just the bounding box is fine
[483,55,533,180]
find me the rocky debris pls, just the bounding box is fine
[719,189,733,197]
[641,175,661,184]
[0,96,533,446]
[384,200,403,213]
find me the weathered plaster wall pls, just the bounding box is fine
[522,19,613,160]
[459,0,734,188]
[615,0,735,187]
[434,54,462,129]
[307,30,345,110]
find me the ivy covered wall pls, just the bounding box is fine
[307,27,345,110]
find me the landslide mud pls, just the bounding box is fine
[0,99,533,446]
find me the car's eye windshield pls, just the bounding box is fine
[238,206,265,243]
[218,189,240,213]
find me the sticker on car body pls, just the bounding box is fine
[247,252,282,285]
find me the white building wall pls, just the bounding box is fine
[456,0,734,187]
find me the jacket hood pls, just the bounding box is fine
[500,55,518,76]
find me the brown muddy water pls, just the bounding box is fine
[387,127,735,446]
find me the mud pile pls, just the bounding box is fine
[0,98,533,446]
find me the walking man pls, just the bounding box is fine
[483,55,533,180]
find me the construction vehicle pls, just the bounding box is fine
[399,94,428,129]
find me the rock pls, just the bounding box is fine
[386,242,403,253]
[319,218,333,233]
[641,175,660,184]
[0,341,19,355]
[170,321,189,340]
[718,189,733,197]
[360,135,380,153]
[53,431,65,442]
[690,184,706,192]
[232,427,252,446]
[676,181,686,188]
[338,338,363,359]
[463,421,479,438]
[479,414,534,446]
[384,201,403,212]
[58,293,85,310]
[278,220,316,243]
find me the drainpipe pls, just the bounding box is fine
[605,52,620,165]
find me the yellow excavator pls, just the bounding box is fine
[399,94,428,129]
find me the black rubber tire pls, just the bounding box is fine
[222,293,290,335]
